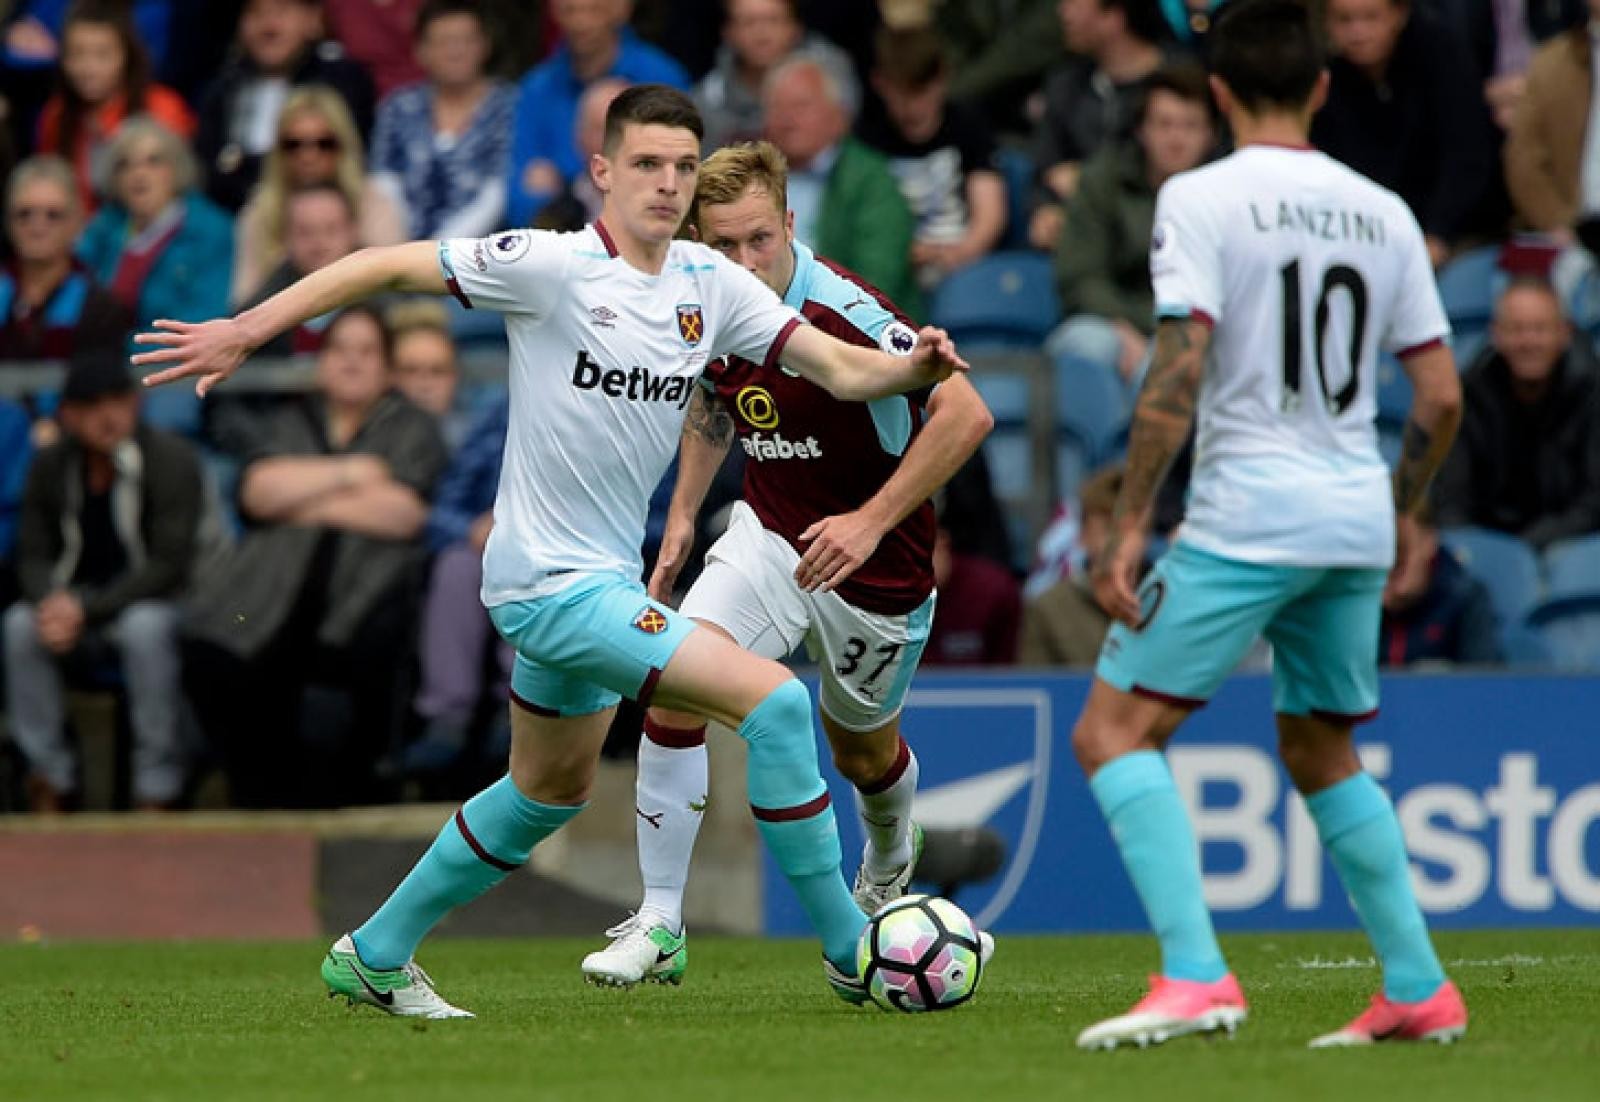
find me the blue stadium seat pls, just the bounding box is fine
[140,383,203,438]
[1436,246,1502,330]
[1501,624,1555,668]
[930,251,1061,348]
[1530,603,1600,671]
[1450,328,1488,370]
[995,146,1037,251]
[1054,351,1131,465]
[1055,435,1090,509]
[1375,353,1411,429]
[1439,527,1542,630]
[1542,533,1600,599]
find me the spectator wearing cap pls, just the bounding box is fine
[194,0,377,214]
[505,0,688,227]
[1,154,130,365]
[77,117,234,338]
[3,350,205,812]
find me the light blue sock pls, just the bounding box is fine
[1090,750,1228,983]
[353,775,583,969]
[741,680,866,972]
[1306,772,1445,1003]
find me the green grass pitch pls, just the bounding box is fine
[2,930,1596,1102]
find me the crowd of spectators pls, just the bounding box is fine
[1,0,1598,813]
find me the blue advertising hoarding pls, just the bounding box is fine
[763,673,1600,934]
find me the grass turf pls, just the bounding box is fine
[1,930,1596,1102]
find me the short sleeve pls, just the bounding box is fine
[1149,176,1224,328]
[703,250,805,370]
[438,229,568,316]
[1382,208,1452,357]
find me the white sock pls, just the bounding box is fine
[855,738,919,881]
[634,717,709,934]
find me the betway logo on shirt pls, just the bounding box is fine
[572,351,695,409]
[741,430,824,461]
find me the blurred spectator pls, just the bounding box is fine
[860,24,1005,287]
[1018,465,1119,666]
[387,298,469,448]
[530,76,629,231]
[764,55,920,318]
[233,86,403,303]
[5,351,203,812]
[195,0,377,214]
[505,0,689,227]
[239,183,361,351]
[1380,508,1502,667]
[1049,62,1213,384]
[182,306,447,808]
[1503,1,1596,239]
[924,519,1022,664]
[693,0,857,152]
[1435,278,1600,549]
[77,118,234,336]
[368,0,516,241]
[1028,0,1168,251]
[35,0,195,214]
[405,394,509,775]
[324,0,426,96]
[1,154,129,364]
[3,1,175,75]
[1312,0,1497,267]
[939,0,1065,135]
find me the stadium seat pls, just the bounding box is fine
[1439,527,1542,630]
[1450,328,1488,370]
[1530,603,1600,671]
[1501,624,1556,668]
[1542,533,1600,599]
[140,383,203,438]
[1436,246,1503,331]
[1374,353,1411,429]
[994,146,1037,251]
[930,251,1061,348]
[1054,351,1131,465]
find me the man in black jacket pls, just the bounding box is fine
[1435,278,1600,549]
[3,353,205,812]
[194,0,376,213]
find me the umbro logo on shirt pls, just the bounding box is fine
[572,351,695,408]
[589,305,618,328]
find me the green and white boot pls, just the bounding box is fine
[321,935,474,1019]
[581,915,688,987]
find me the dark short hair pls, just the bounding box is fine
[61,348,134,405]
[414,0,487,39]
[1138,61,1215,126]
[602,84,704,154]
[1209,0,1324,113]
[286,180,356,221]
[324,304,394,366]
[1103,0,1171,48]
[873,24,948,89]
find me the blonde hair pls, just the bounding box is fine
[256,86,367,260]
[386,298,455,347]
[692,140,788,230]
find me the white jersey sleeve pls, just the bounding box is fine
[438,229,568,316]
[1150,176,1226,327]
[702,249,804,368]
[1382,211,1451,355]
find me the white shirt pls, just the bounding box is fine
[440,224,804,605]
[1149,145,1450,569]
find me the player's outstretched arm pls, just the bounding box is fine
[780,323,969,402]
[649,386,736,602]
[132,242,448,395]
[796,374,993,592]
[1094,315,1211,625]
[1392,343,1463,518]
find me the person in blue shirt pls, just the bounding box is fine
[504,0,688,227]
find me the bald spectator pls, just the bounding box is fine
[505,0,688,226]
[764,55,919,317]
[1435,279,1600,549]
[194,0,378,213]
[693,0,857,152]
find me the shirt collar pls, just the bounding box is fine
[781,239,816,311]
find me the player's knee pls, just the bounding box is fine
[1277,721,1360,795]
[508,745,596,806]
[743,677,811,743]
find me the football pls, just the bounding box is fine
[856,894,985,1012]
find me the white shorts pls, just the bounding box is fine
[679,502,936,733]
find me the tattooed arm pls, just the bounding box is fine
[649,384,736,601]
[1392,342,1463,517]
[1094,316,1211,625]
